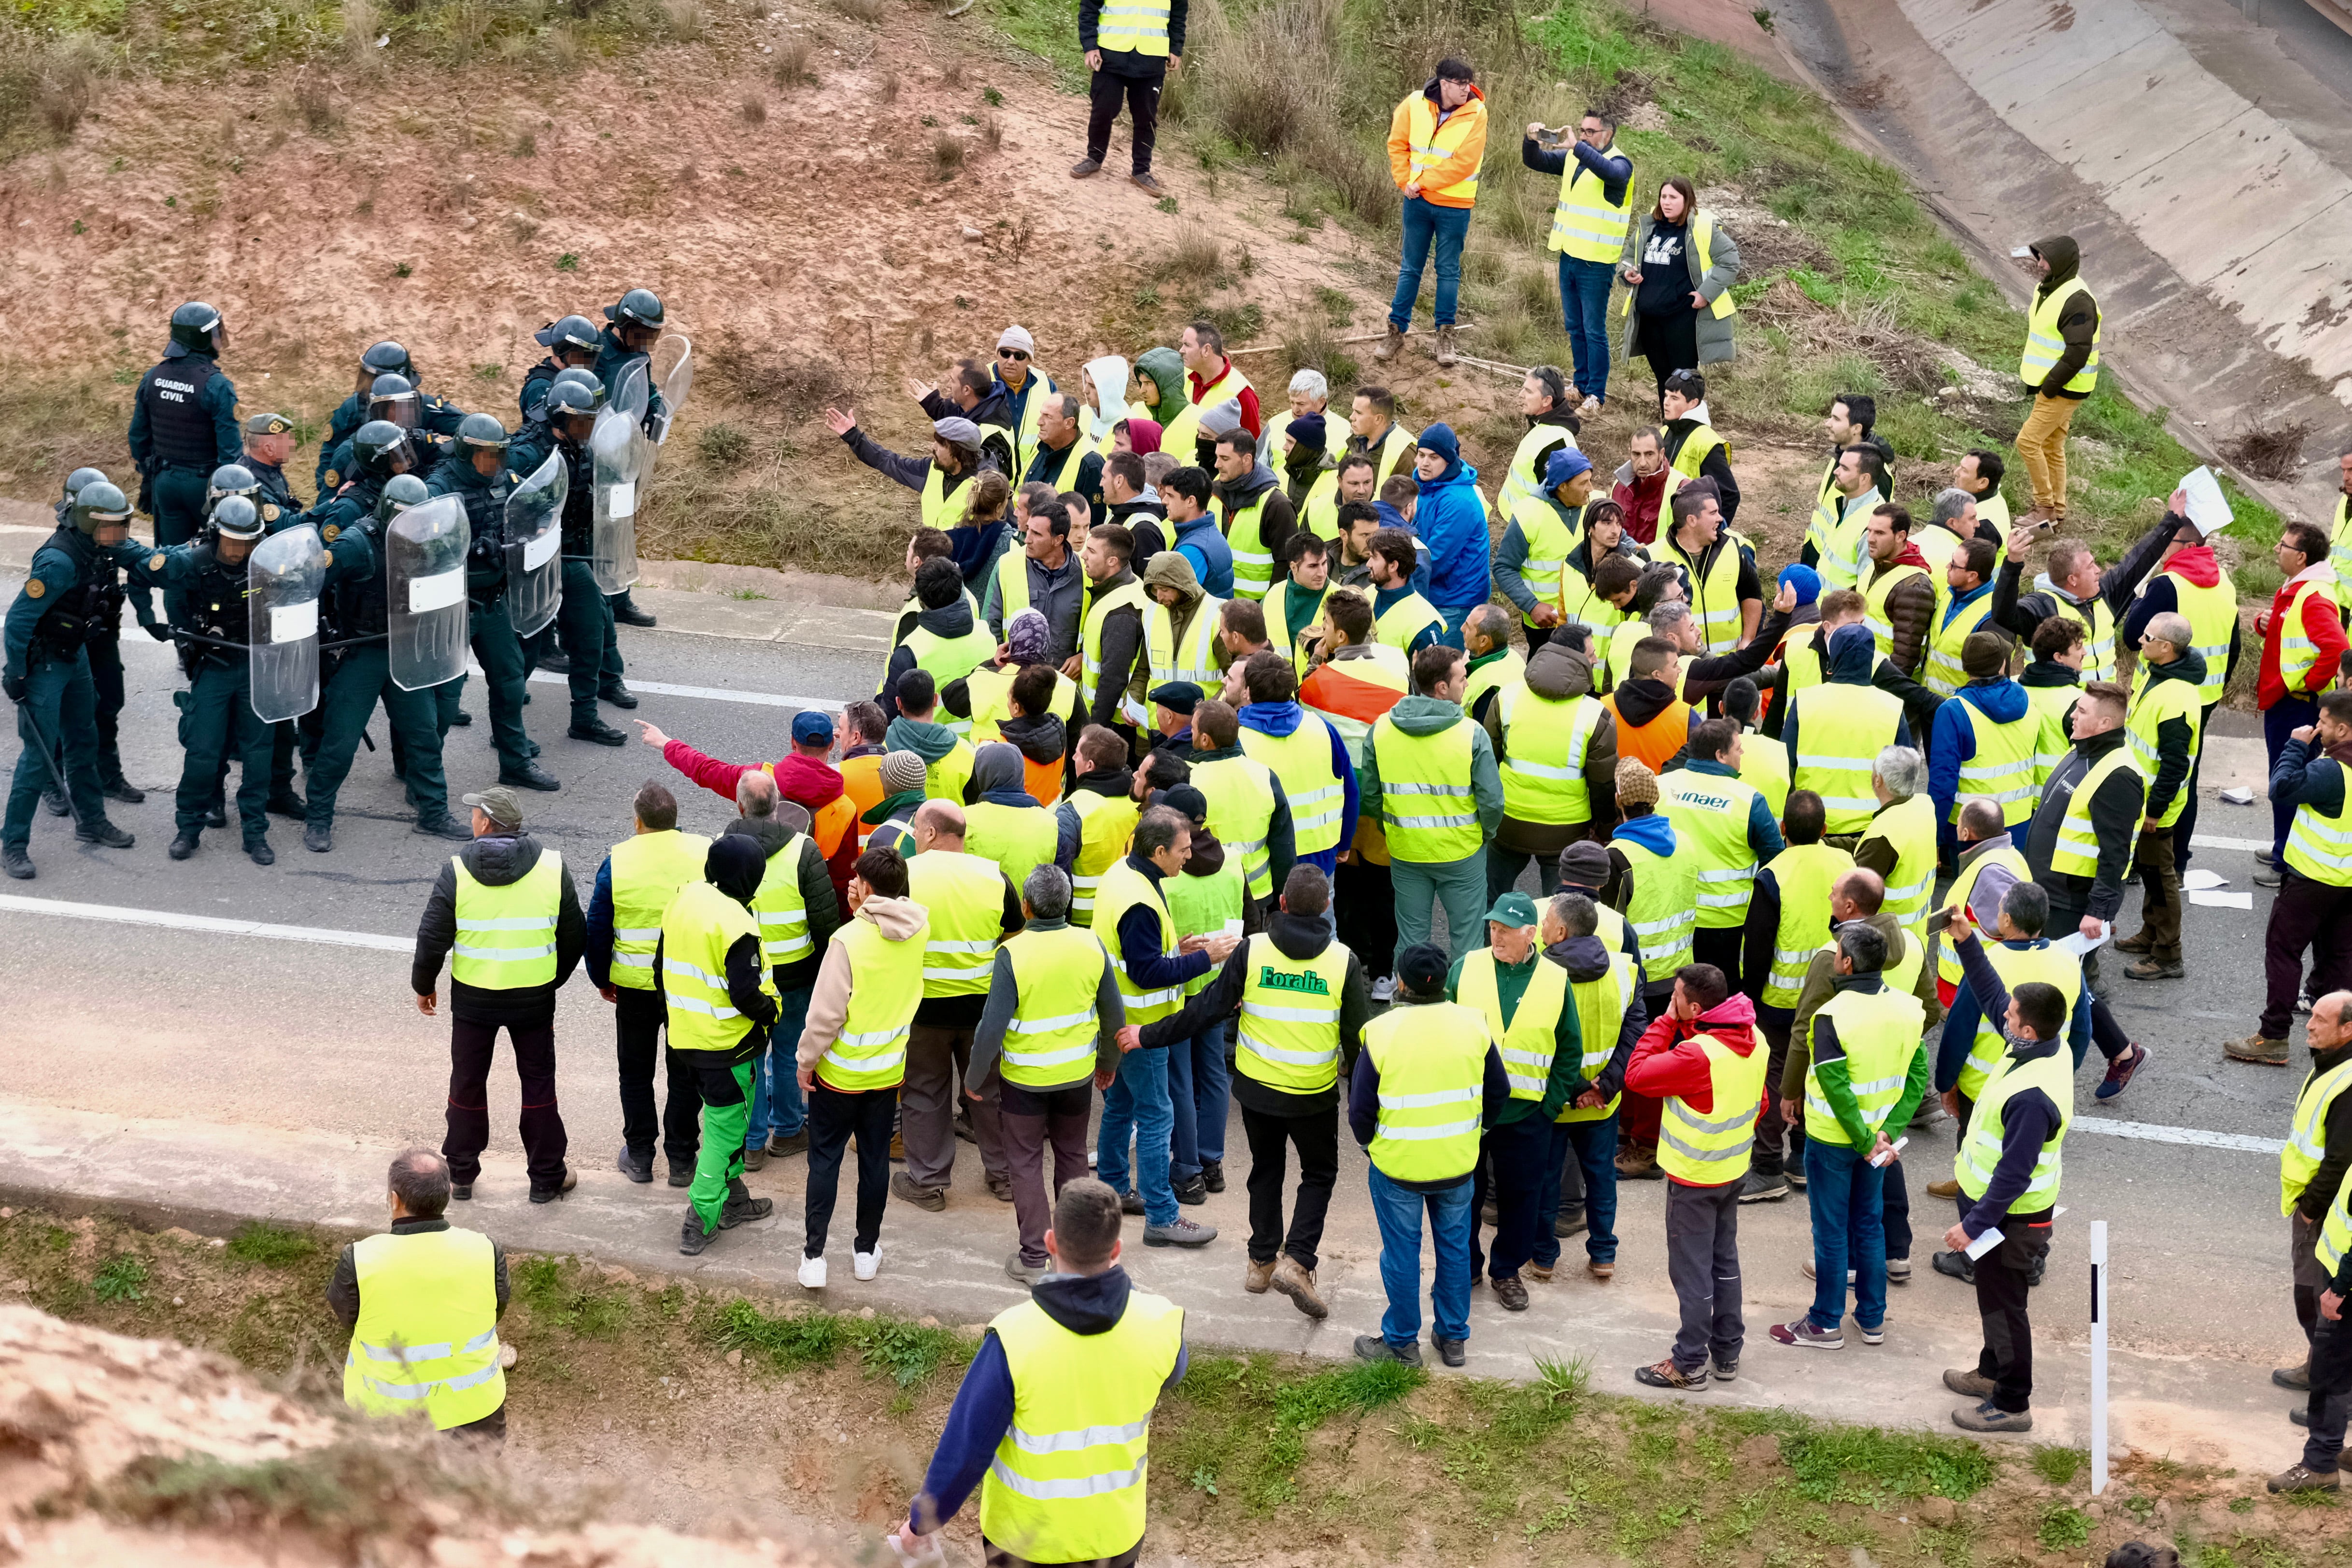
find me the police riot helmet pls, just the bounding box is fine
[456,412,510,453]
[169,301,226,355]
[536,315,601,358]
[210,494,265,543]
[550,366,605,405]
[368,371,419,411]
[606,288,666,331]
[72,481,134,537]
[352,420,411,478]
[361,340,414,379]
[376,473,432,523]
[545,379,599,426]
[207,463,260,506]
[63,467,108,503]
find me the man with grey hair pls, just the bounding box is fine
[1854,746,1938,945]
[722,763,836,1170]
[327,1147,513,1439]
[2115,610,2205,983]
[1266,368,1331,464]
[970,864,1137,1283]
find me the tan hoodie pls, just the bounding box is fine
[797,895,929,1072]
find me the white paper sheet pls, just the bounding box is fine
[1965,1226,2006,1260]
[2179,465,2232,536]
[2219,786,2256,805]
[2182,869,2228,891]
[2188,890,2255,910]
[2057,919,2111,957]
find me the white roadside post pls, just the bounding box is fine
[2090,1219,2109,1495]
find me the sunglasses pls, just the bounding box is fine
[999,348,1031,361]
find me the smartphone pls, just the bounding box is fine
[1533,126,1565,147]
[1926,907,1955,936]
[2035,517,2059,532]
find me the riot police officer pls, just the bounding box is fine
[37,469,151,822]
[235,415,316,819]
[317,343,465,494]
[428,413,557,792]
[135,495,282,865]
[522,316,601,428]
[128,302,241,551]
[3,482,143,879]
[301,428,471,852]
[594,289,666,630]
[511,380,629,747]
[324,374,462,496]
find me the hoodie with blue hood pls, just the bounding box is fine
[1411,424,1491,612]
[1928,661,2033,856]
[1236,699,1360,876]
[1361,692,1504,854]
[1780,622,1913,777]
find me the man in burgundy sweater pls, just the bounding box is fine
[636,710,857,915]
[1623,962,1767,1393]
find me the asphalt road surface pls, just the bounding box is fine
[0,564,2315,1470]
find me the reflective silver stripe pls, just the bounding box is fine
[614,927,662,941]
[1010,1009,1097,1033]
[1007,1415,1153,1454]
[838,1026,908,1047]
[929,938,996,952]
[1122,983,1184,1007]
[1505,757,1577,781]
[1630,910,1695,936]
[667,994,741,1019]
[357,1327,499,1364]
[1507,1074,1547,1093]
[925,963,995,981]
[1794,754,1878,770]
[1671,1101,1757,1135]
[1239,1034,1338,1065]
[355,1357,504,1401]
[454,917,555,932]
[1241,1002,1341,1023]
[764,937,813,959]
[1387,780,1471,796]
[823,1044,907,1074]
[759,912,808,930]
[1379,1087,1477,1109]
[1379,1116,1482,1140]
[1289,784,1341,805]
[453,941,557,960]
[1004,1041,1097,1068]
[1848,1073,1905,1095]
[987,1456,1148,1500]
[612,952,655,968]
[1658,1129,1751,1163]
[1391,811,1476,828]
[1885,876,1930,903]
[1500,1047,1553,1070]
[663,956,729,990]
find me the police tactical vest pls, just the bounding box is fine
[140,355,223,468]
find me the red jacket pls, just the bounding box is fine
[1614,467,1672,545]
[1189,359,1261,438]
[2258,568,2347,710]
[663,741,858,911]
[1621,991,1766,1188]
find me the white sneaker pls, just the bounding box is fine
[797,1254,828,1289]
[854,1246,882,1282]
[1575,394,1602,418]
[1370,975,1398,1004]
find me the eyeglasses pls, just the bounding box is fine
[998,348,1030,361]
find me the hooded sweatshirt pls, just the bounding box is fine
[411,831,587,1023]
[1141,907,1374,1114]
[652,840,783,1065]
[1141,549,1215,656]
[720,814,843,992]
[1552,932,1647,1102]
[1927,675,2034,854]
[1360,694,1505,855]
[2119,529,2243,689]
[1607,811,1677,991]
[1483,638,1619,856]
[1213,458,1297,569]
[1781,622,1914,776]
[882,596,984,717]
[1410,424,1491,609]
[1237,700,1360,871]
[1081,354,1137,442]
[1621,990,1763,1187]
[1132,348,1189,430]
[907,1265,1189,1540]
[2026,235,2099,399]
[798,893,929,1078]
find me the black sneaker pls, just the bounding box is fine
[616,1147,653,1183]
[720,1192,774,1228]
[451,1183,473,1201]
[1,846,32,880]
[1201,1158,1225,1193]
[245,838,275,867]
[1633,1359,1707,1392]
[599,682,640,709]
[1119,1187,1145,1216]
[77,820,134,848]
[1931,1250,1976,1285]
[40,787,67,818]
[1738,1170,1791,1204]
[529,1165,578,1203]
[570,719,627,747]
[2096,1042,2150,1102]
[168,831,200,861]
[1353,1333,1422,1367]
[266,791,308,819]
[892,1170,947,1212]
[680,1215,714,1256]
[1491,1275,1530,1312]
[1172,1174,1208,1206]
[767,1129,809,1158]
[667,1161,694,1188]
[102,779,145,805]
[537,648,572,674]
[1434,1337,1467,1367]
[303,821,333,853]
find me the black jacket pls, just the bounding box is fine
[2135,649,2205,824]
[412,832,586,1022]
[720,815,841,992]
[2023,728,2144,921]
[1141,909,1373,1115]
[327,1215,509,1332]
[882,597,984,715]
[1992,511,2177,649]
[1550,932,1645,1101]
[1661,419,1741,523]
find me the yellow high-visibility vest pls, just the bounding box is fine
[1160,362,1251,459]
[1617,832,1696,982]
[1856,793,1938,940]
[2124,674,2203,831]
[1458,946,1570,1101]
[1922,592,1999,697]
[818,915,927,1091]
[1656,1031,1765,1181]
[342,1227,504,1429]
[998,923,1109,1089]
[607,829,712,991]
[2283,1057,2352,1217]
[1094,0,1170,56]
[1548,142,1633,264]
[1371,712,1481,862]
[967,801,1061,900]
[1094,858,1185,1024]
[1954,940,2078,1100]
[1559,949,1634,1123]
[1191,751,1279,900]
[908,849,1008,998]
[1239,714,1346,859]
[1145,595,1226,690]
[1066,789,1141,925]
[1788,682,1904,835]
[2287,774,2352,888]
[1400,91,1484,205]
[660,879,782,1055]
[1494,682,1602,827]
[1950,696,2043,829]
[1235,933,1350,1094]
[2019,276,2098,395]
[1363,1001,1491,1181]
[2278,571,2341,697]
[1658,766,1765,929]
[1802,987,1925,1148]
[749,833,814,969]
[1080,577,1152,727]
[1936,842,2029,989]
[1956,1046,2072,1204]
[1759,842,1853,1009]
[448,850,564,990]
[2049,746,2143,877]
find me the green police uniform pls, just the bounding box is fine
[147,539,278,846]
[425,452,537,779]
[129,349,241,548]
[508,423,626,729]
[3,527,145,860]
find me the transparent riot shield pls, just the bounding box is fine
[245,523,328,723]
[590,404,642,594]
[384,493,471,692]
[609,357,651,427]
[504,449,567,639]
[649,333,692,445]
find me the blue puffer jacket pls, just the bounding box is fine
[1411,424,1490,610]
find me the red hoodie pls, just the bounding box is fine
[664,741,857,911]
[1621,991,1766,1188]
[2161,543,2223,590]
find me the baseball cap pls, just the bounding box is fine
[1485,891,1538,928]
[1162,784,1209,825]
[792,709,836,746]
[460,786,522,829]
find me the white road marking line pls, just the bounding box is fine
[2071,1117,2282,1156]
[2187,834,2270,854]
[525,671,845,712]
[0,893,410,953]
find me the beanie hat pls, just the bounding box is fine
[879,750,929,794]
[1397,942,1450,997]
[1777,564,1821,607]
[997,325,1035,355]
[1288,412,1328,452]
[1558,839,1612,888]
[1544,448,1593,491]
[1615,758,1659,809]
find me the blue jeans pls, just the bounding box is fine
[745,985,812,1151]
[1557,255,1616,401]
[1389,197,1471,331]
[1368,1166,1473,1347]
[1096,1046,1177,1226]
[1166,1027,1230,1182]
[1804,1140,1887,1332]
[1534,1116,1619,1267]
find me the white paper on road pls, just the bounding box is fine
[2189,890,2254,909]
[2182,869,2229,890]
[523,530,561,570]
[2178,465,2231,536]
[2058,919,2111,956]
[407,567,465,613]
[268,600,317,644]
[2218,787,2257,806]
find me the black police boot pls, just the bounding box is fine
[499,762,561,792]
[168,830,200,861]
[449,709,473,728]
[524,737,541,757]
[103,778,145,805]
[569,719,627,747]
[245,836,275,867]
[612,595,658,628]
[303,821,333,853]
[265,790,307,819]
[40,785,67,818]
[599,681,639,710]
[2,846,33,880]
[203,802,228,829]
[414,814,471,842]
[536,648,571,674]
[77,820,134,848]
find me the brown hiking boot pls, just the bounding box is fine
[2226,1034,2291,1066]
[1927,1178,1961,1199]
[2270,1464,2341,1493]
[1373,324,1404,363]
[1244,1256,1276,1294]
[1434,325,1459,367]
[2114,930,2152,954]
[1272,1255,1329,1319]
[1943,1367,1996,1398]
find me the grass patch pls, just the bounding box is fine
[92,1254,149,1303]
[225,1222,322,1269]
[2031,1443,2088,1486]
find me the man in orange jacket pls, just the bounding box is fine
[1381,58,1488,369]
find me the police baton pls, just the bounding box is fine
[14,700,94,835]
